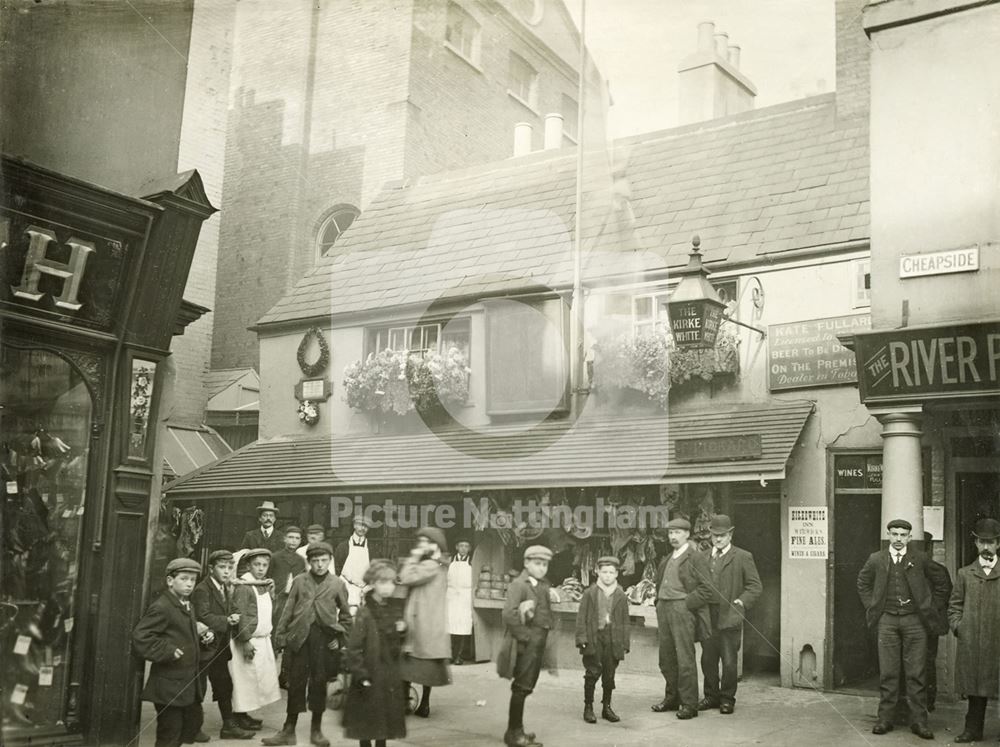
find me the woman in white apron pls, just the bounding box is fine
[230,548,281,719]
[447,538,474,664]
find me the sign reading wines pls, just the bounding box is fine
[768,314,870,391]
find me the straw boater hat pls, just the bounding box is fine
[256,500,280,515]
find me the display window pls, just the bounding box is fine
[1,345,91,738]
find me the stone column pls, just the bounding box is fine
[877,409,924,543]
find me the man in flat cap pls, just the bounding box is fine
[698,514,762,715]
[240,501,285,557]
[857,518,950,739]
[650,517,712,720]
[575,555,629,724]
[948,517,1000,743]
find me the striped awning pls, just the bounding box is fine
[162,424,233,479]
[165,401,813,499]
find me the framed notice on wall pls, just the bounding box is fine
[789,506,828,559]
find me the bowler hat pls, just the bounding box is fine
[256,500,280,515]
[524,545,553,562]
[887,518,912,532]
[596,555,620,569]
[415,526,448,553]
[306,541,335,559]
[207,549,234,566]
[709,515,735,535]
[666,517,692,531]
[973,518,1000,540]
[166,558,202,576]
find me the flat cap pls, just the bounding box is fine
[306,541,335,559]
[283,525,303,536]
[207,549,234,565]
[596,555,620,569]
[973,518,1000,540]
[243,548,272,563]
[887,518,912,532]
[166,558,202,576]
[523,545,553,562]
[709,515,735,534]
[416,526,448,553]
[666,517,692,531]
[306,524,325,533]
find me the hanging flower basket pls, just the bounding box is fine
[297,399,320,426]
[342,347,471,417]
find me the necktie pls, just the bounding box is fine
[893,553,900,564]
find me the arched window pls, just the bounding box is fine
[316,204,360,258]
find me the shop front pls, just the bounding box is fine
[1,156,214,745]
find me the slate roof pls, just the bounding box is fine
[205,368,258,398]
[259,93,868,327]
[165,400,813,498]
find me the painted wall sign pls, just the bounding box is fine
[855,321,1000,403]
[899,245,980,278]
[834,454,882,490]
[768,314,870,391]
[675,434,762,462]
[789,506,828,559]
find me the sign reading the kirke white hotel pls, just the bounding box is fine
[899,245,980,278]
[768,314,870,391]
[855,321,1000,403]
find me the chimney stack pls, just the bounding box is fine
[513,122,533,157]
[543,113,564,150]
[677,22,757,126]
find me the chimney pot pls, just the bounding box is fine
[513,122,533,157]
[543,113,564,150]
[714,32,729,58]
[697,21,715,52]
[727,44,741,68]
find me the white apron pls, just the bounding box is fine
[229,579,281,713]
[340,539,370,607]
[447,558,473,635]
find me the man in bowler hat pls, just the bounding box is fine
[698,514,762,715]
[948,517,1000,742]
[857,518,951,739]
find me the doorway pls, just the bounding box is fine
[732,500,780,673]
[832,492,881,690]
[955,471,1000,567]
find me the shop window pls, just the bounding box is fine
[444,2,481,65]
[127,358,157,460]
[316,204,360,259]
[508,52,538,111]
[369,318,470,361]
[1,346,91,738]
[851,258,871,308]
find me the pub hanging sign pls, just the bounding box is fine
[854,321,1000,404]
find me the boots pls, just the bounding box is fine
[504,728,543,747]
[234,713,263,730]
[309,727,330,747]
[219,719,254,739]
[261,726,297,746]
[583,703,596,724]
[602,694,620,723]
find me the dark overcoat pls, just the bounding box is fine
[275,571,352,653]
[702,545,763,631]
[574,584,630,660]
[652,543,713,641]
[191,577,232,662]
[342,593,407,741]
[949,561,1000,698]
[497,572,557,679]
[856,548,951,634]
[239,527,285,554]
[132,591,207,706]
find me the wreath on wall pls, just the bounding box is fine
[297,327,330,377]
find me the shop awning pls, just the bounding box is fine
[165,401,813,499]
[162,424,234,480]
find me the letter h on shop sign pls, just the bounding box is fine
[6,222,95,312]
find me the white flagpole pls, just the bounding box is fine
[572,0,587,412]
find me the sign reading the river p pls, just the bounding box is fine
[768,314,870,391]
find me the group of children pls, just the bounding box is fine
[133,539,630,747]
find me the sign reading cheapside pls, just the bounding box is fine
[854,321,1000,403]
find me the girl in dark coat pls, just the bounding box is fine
[343,560,407,747]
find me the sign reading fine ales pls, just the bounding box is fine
[855,321,1000,404]
[768,314,870,391]
[789,506,828,559]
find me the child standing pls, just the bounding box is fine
[343,559,407,747]
[498,545,556,747]
[132,558,214,747]
[575,556,630,724]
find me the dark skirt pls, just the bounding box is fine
[399,655,451,686]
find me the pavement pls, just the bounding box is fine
[136,664,994,747]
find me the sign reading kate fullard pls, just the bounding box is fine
[789,506,828,559]
[768,314,870,391]
[855,321,1000,404]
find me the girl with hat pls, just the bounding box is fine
[398,526,452,717]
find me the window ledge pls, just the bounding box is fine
[507,90,540,117]
[443,41,483,74]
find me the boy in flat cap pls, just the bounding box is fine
[132,558,215,747]
[650,517,712,720]
[297,524,327,561]
[948,517,1000,743]
[498,545,557,747]
[575,555,629,724]
[265,541,351,747]
[191,549,255,738]
[857,518,950,739]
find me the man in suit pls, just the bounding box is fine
[698,514,762,715]
[857,518,950,740]
[649,517,713,720]
[191,550,255,739]
[239,501,286,561]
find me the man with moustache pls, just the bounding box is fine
[649,517,712,720]
[240,501,285,556]
[857,518,950,740]
[948,518,1000,743]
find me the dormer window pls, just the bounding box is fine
[316,204,359,258]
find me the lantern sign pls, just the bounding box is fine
[667,236,727,349]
